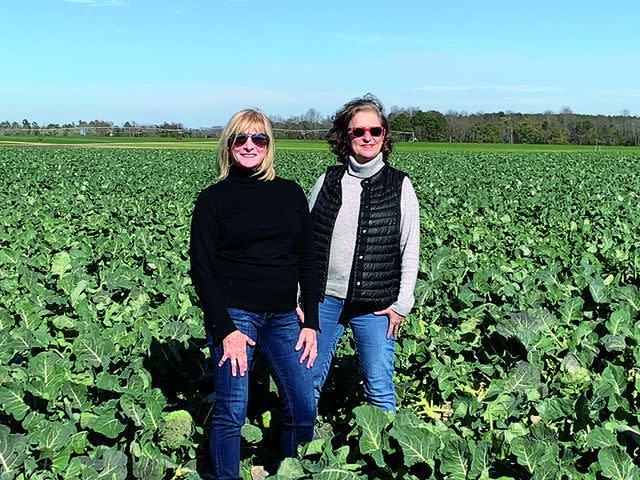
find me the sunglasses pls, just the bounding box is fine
[229,132,270,148]
[348,126,385,138]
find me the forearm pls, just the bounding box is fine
[390,178,420,316]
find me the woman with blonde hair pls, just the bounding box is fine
[190,109,318,479]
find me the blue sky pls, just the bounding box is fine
[2,0,639,127]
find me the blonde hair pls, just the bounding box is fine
[217,109,276,181]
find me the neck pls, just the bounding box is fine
[347,152,384,179]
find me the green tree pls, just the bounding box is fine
[515,120,542,144]
[388,113,413,133]
[411,110,447,142]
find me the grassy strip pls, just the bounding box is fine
[1,136,639,152]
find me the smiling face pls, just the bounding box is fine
[231,124,269,170]
[348,110,385,164]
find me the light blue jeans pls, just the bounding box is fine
[313,295,397,412]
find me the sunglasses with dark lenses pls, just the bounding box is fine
[348,126,385,138]
[229,132,270,148]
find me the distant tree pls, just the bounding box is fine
[515,120,542,144]
[411,110,447,142]
[574,120,594,145]
[388,113,413,133]
[468,123,500,143]
[22,119,30,129]
[548,127,568,144]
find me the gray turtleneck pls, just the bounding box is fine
[308,153,420,316]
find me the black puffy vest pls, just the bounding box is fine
[311,164,406,307]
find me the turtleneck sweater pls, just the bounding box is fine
[190,165,319,340]
[308,153,420,316]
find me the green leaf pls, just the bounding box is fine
[85,413,126,439]
[389,410,440,467]
[119,396,146,428]
[589,277,610,303]
[496,312,541,350]
[598,447,639,480]
[274,458,305,479]
[25,351,67,401]
[611,285,640,312]
[0,386,29,421]
[586,427,618,449]
[73,334,114,370]
[469,441,490,479]
[240,422,263,444]
[440,437,470,478]
[505,362,540,393]
[51,252,72,277]
[353,405,392,468]
[84,446,128,479]
[559,297,584,323]
[0,426,28,480]
[531,461,559,480]
[510,436,545,474]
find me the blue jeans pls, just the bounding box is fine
[208,308,316,480]
[313,295,396,412]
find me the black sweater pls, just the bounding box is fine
[190,166,319,341]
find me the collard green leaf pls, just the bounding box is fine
[598,447,639,480]
[505,362,541,393]
[586,427,618,449]
[589,277,610,304]
[51,252,72,277]
[240,422,263,444]
[559,297,584,323]
[352,405,392,468]
[0,386,29,421]
[469,441,491,479]
[0,426,28,480]
[25,351,67,401]
[389,410,441,467]
[73,334,114,370]
[440,437,470,478]
[510,436,545,474]
[274,458,305,479]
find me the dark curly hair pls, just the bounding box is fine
[326,94,394,163]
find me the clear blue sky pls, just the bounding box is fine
[2,0,639,127]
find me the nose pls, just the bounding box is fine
[362,131,373,142]
[243,139,255,150]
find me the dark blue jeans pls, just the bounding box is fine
[208,308,316,480]
[313,296,397,412]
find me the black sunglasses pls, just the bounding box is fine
[348,126,385,138]
[229,132,270,148]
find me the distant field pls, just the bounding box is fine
[2,135,639,152]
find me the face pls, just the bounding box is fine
[231,124,269,170]
[348,110,385,164]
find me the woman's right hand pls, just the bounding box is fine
[219,331,256,377]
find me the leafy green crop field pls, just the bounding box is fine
[1,147,639,479]
[2,136,640,153]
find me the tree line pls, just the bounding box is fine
[270,107,640,146]
[3,107,640,146]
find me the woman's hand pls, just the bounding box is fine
[219,330,256,377]
[374,307,405,339]
[295,327,317,369]
[296,306,305,323]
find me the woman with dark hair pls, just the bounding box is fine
[190,109,318,479]
[309,95,420,413]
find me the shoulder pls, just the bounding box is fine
[400,177,419,207]
[273,177,307,200]
[195,182,224,203]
